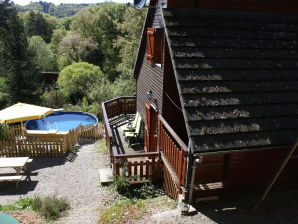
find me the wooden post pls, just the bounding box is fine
[253,138,298,212]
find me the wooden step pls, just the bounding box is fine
[99,168,113,185]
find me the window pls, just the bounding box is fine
[146,27,163,64]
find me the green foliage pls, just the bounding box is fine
[28,35,57,71]
[41,89,67,108]
[31,195,70,220]
[16,2,88,18]
[0,197,35,211]
[0,0,41,105]
[132,184,164,199]
[16,197,35,209]
[98,197,145,224]
[58,32,102,68]
[0,124,8,140]
[49,28,67,54]
[114,7,146,77]
[71,3,126,80]
[97,138,108,154]
[58,62,108,103]
[0,77,9,109]
[23,10,57,43]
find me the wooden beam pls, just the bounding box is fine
[253,137,298,212]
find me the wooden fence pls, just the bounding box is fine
[0,123,105,157]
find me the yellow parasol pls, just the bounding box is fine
[0,103,53,124]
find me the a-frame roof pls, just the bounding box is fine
[163,8,298,154]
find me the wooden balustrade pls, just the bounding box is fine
[103,96,136,118]
[102,96,187,194]
[158,115,188,187]
[113,152,159,183]
[102,97,161,182]
[102,96,137,168]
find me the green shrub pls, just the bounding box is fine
[98,197,144,224]
[16,197,35,209]
[132,184,164,199]
[32,195,70,220]
[0,197,35,211]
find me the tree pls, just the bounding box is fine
[57,62,109,104]
[28,35,57,72]
[71,3,126,80]
[58,32,102,68]
[49,28,67,54]
[113,7,147,96]
[24,10,56,43]
[0,77,9,109]
[0,0,41,104]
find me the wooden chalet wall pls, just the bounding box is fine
[136,0,166,120]
[162,42,188,143]
[193,147,298,200]
[168,0,298,14]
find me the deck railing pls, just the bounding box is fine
[114,152,159,183]
[102,96,160,182]
[158,115,188,198]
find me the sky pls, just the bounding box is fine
[12,0,133,5]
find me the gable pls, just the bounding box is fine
[163,8,298,153]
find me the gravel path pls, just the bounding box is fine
[2,143,298,224]
[0,141,117,224]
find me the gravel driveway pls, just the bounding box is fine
[0,141,117,224]
[2,142,298,224]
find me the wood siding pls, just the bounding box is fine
[136,0,166,120]
[193,147,298,199]
[168,0,298,14]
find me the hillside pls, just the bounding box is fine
[16,1,89,18]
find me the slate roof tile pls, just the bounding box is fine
[163,8,298,153]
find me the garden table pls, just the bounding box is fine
[0,157,31,187]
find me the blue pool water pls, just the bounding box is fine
[26,111,98,131]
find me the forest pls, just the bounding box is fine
[0,0,146,118]
[16,1,89,18]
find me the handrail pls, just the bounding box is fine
[158,115,188,152]
[114,152,159,158]
[101,101,113,138]
[103,96,136,104]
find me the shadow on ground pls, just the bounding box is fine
[0,181,38,196]
[194,189,298,224]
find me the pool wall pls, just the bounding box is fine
[26,111,98,132]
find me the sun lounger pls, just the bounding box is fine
[124,117,142,147]
[121,112,141,133]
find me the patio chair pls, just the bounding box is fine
[121,112,141,133]
[124,117,142,147]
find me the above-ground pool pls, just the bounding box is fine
[26,111,98,132]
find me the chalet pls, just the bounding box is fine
[102,0,298,211]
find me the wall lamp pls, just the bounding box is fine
[146,90,153,100]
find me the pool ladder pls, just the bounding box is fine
[47,122,58,131]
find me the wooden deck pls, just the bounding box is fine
[102,97,187,197]
[109,114,145,156]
